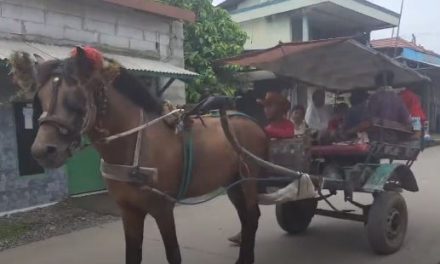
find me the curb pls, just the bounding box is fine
[425,140,440,148]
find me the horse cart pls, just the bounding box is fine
[218,38,430,255]
[267,125,420,254]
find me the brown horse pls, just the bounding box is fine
[10,47,267,264]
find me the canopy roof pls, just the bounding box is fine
[219,38,430,92]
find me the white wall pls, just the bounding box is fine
[240,14,292,50]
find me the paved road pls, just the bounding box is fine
[1,147,440,264]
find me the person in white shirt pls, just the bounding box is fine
[290,105,308,136]
[305,89,333,131]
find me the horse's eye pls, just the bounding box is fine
[58,127,69,136]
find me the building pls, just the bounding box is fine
[220,0,399,49]
[371,37,440,132]
[219,0,401,110]
[0,0,196,214]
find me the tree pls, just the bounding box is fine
[161,0,247,103]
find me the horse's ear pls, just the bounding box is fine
[75,46,86,58]
[73,46,94,80]
[33,54,45,65]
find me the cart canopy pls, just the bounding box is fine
[219,38,430,92]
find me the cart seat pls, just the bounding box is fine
[311,143,370,157]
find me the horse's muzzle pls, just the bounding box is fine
[31,141,70,169]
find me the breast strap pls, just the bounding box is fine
[100,110,158,185]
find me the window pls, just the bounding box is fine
[13,102,44,176]
[291,17,303,42]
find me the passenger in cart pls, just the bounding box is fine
[257,91,295,139]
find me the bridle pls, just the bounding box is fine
[36,68,108,154]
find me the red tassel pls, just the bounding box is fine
[71,46,103,69]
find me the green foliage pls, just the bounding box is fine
[160,0,247,103]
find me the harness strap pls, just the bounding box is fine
[133,110,144,168]
[101,159,158,184]
[177,129,194,200]
[47,77,61,115]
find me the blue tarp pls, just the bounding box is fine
[401,48,440,68]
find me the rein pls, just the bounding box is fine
[74,109,184,152]
[97,109,184,144]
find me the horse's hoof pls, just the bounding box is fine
[235,260,254,264]
[228,232,241,246]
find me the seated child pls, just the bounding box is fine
[257,91,295,138]
[290,105,308,136]
[328,103,349,133]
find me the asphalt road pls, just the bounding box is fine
[0,147,439,264]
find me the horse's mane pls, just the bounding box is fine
[112,67,163,114]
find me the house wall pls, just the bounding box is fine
[0,0,186,104]
[0,66,68,213]
[241,14,292,50]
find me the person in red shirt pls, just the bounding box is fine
[257,91,295,138]
[399,88,426,121]
[399,88,426,138]
[328,103,349,132]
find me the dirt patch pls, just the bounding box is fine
[0,199,119,251]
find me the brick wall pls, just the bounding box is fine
[0,0,186,104]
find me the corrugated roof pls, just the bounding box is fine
[371,37,439,57]
[219,38,429,91]
[0,39,197,80]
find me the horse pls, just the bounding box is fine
[10,47,268,264]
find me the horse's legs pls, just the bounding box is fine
[121,207,147,264]
[153,205,182,264]
[227,180,260,264]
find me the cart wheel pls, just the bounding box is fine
[275,199,317,234]
[366,192,408,255]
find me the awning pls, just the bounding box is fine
[0,39,198,80]
[219,38,430,92]
[400,48,440,68]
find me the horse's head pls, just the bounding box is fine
[10,47,109,168]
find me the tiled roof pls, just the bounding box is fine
[371,37,439,57]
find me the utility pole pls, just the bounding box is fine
[393,0,405,58]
